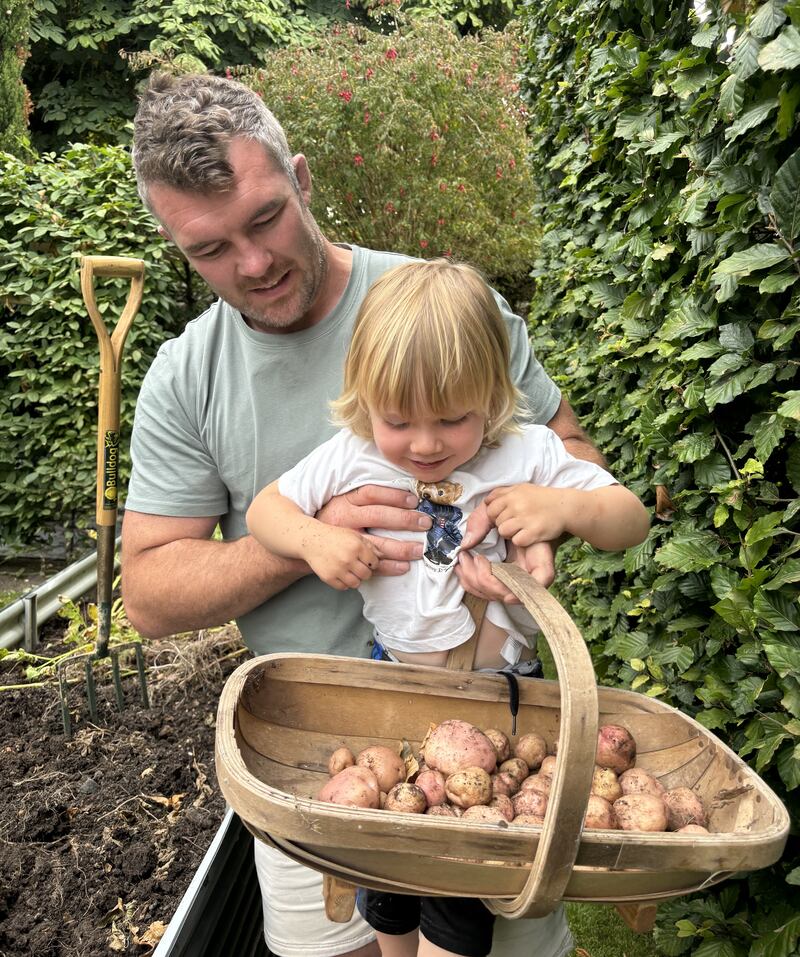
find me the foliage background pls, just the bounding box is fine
[519,0,800,953]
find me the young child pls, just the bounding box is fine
[246,258,649,957]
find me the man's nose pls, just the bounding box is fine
[237,240,273,278]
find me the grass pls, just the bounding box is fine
[567,902,661,956]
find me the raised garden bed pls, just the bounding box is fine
[0,618,249,957]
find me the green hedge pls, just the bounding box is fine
[0,144,209,553]
[0,0,30,155]
[520,0,799,954]
[244,17,539,295]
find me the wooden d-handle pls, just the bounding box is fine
[482,563,598,919]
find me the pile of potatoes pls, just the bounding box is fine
[318,718,711,834]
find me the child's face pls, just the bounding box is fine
[369,406,486,483]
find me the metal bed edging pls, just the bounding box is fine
[0,537,120,651]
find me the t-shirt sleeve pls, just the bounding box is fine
[494,289,561,425]
[530,428,617,491]
[277,432,356,515]
[125,348,229,517]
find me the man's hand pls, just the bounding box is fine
[316,485,429,574]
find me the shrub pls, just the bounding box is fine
[243,16,538,294]
[0,144,210,553]
[520,0,799,953]
[0,0,30,156]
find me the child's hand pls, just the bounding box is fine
[304,526,380,590]
[484,484,572,547]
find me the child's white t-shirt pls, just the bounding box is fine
[278,424,616,658]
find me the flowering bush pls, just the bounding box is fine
[243,17,537,290]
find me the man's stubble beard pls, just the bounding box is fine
[242,216,329,333]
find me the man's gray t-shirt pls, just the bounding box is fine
[125,245,561,656]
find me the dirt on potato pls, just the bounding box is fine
[0,619,248,957]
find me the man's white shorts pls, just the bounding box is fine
[253,840,574,957]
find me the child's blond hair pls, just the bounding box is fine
[331,259,527,445]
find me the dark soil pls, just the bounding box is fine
[0,617,249,957]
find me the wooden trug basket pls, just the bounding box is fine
[215,564,789,922]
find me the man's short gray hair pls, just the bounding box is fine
[132,72,299,211]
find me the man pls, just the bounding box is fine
[125,72,601,957]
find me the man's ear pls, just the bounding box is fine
[293,154,312,204]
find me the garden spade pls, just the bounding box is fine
[58,256,149,736]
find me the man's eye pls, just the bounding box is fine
[193,246,223,260]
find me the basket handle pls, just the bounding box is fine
[482,563,598,919]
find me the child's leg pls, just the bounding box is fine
[418,897,495,957]
[358,889,422,956]
[473,617,515,670]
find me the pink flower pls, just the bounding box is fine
[341,69,348,79]
[385,48,398,61]
[430,153,438,167]
[508,157,516,170]
[495,166,503,179]
[438,182,447,192]
[437,218,445,226]
[420,240,429,249]
[338,90,352,103]
[457,183,466,192]
[430,129,440,141]
[354,155,364,166]
[384,202,396,213]
[363,110,371,125]
[365,68,375,80]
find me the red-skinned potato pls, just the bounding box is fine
[484,729,511,763]
[462,805,508,823]
[328,747,355,776]
[423,720,497,776]
[596,725,636,774]
[356,745,406,793]
[521,773,551,796]
[445,767,493,808]
[426,804,459,818]
[512,788,548,818]
[415,768,447,807]
[499,758,529,784]
[619,767,665,799]
[591,766,622,804]
[384,782,427,814]
[613,793,668,832]
[490,771,520,797]
[677,823,710,835]
[489,794,515,822]
[318,766,380,809]
[663,787,708,831]
[583,794,618,830]
[539,755,558,778]
[512,813,545,827]
[513,732,547,771]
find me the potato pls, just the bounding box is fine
[512,788,548,818]
[415,768,447,807]
[489,793,515,822]
[318,766,381,809]
[445,767,493,808]
[462,805,508,823]
[519,773,551,796]
[663,787,708,831]
[499,758,530,785]
[619,767,665,799]
[590,766,622,804]
[513,732,547,771]
[384,782,427,814]
[676,823,710,835]
[583,794,618,830]
[613,793,668,832]
[539,755,558,778]
[512,813,545,827]
[327,746,355,776]
[596,725,636,774]
[426,804,459,818]
[483,728,511,763]
[356,745,406,793]
[490,771,520,797]
[423,720,497,776]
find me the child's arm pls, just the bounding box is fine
[247,481,379,590]
[484,483,649,552]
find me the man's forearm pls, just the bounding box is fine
[122,534,307,638]
[562,435,607,468]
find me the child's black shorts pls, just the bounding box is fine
[357,887,495,957]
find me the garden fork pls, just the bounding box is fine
[58,256,149,736]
